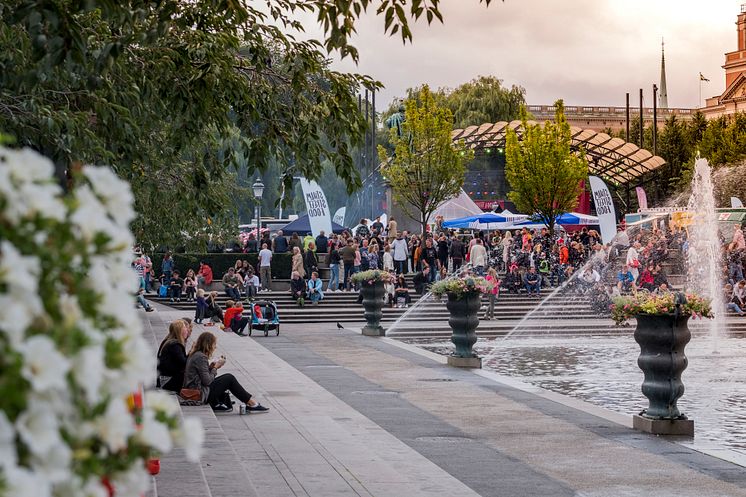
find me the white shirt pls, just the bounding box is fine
[383,252,394,270]
[247,274,260,288]
[470,244,487,267]
[391,238,408,261]
[626,247,639,266]
[259,248,272,267]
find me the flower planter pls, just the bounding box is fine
[360,280,385,336]
[446,291,482,368]
[632,313,694,435]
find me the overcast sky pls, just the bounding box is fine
[299,0,741,110]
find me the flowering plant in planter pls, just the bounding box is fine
[0,147,203,497]
[610,291,713,325]
[351,269,396,285]
[430,276,493,298]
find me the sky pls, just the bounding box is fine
[298,0,742,110]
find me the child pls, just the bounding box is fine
[195,289,208,324]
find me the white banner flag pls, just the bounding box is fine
[588,176,617,245]
[731,197,743,208]
[333,207,346,226]
[300,178,333,238]
[635,187,648,210]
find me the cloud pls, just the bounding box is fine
[294,1,739,109]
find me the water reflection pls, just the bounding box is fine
[407,336,746,450]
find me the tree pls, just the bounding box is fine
[505,100,588,234]
[1,0,494,246]
[378,85,473,234]
[442,75,526,128]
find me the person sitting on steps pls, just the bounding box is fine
[157,319,191,393]
[223,301,250,336]
[290,271,306,306]
[182,332,268,413]
[307,271,324,305]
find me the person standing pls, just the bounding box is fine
[422,238,438,283]
[272,230,289,254]
[162,252,174,287]
[141,252,153,292]
[387,217,398,243]
[339,239,356,291]
[315,230,329,254]
[449,236,464,272]
[484,267,500,319]
[391,234,408,275]
[291,246,305,279]
[258,243,273,291]
[371,216,384,236]
[626,242,641,282]
[326,241,340,291]
[469,238,487,276]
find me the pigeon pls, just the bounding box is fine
[336,322,344,330]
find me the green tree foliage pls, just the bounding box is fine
[442,76,525,129]
[1,0,493,248]
[505,100,588,234]
[378,86,473,234]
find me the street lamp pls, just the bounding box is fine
[252,178,265,235]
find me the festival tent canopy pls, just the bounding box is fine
[511,212,600,229]
[279,215,346,235]
[432,189,484,220]
[442,212,529,230]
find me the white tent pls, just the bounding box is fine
[432,189,484,220]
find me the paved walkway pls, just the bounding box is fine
[144,306,746,497]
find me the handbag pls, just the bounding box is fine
[159,284,168,297]
[179,388,201,402]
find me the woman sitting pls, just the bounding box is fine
[195,289,208,324]
[383,275,395,307]
[290,271,306,306]
[203,291,223,326]
[307,271,324,305]
[223,301,250,336]
[157,319,191,392]
[182,333,269,413]
[394,274,411,308]
[184,269,198,301]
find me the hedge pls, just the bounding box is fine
[151,253,293,280]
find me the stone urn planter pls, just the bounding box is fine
[632,313,693,435]
[446,291,482,368]
[360,280,385,336]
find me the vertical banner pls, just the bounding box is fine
[589,176,618,245]
[333,207,346,226]
[635,186,648,210]
[300,178,333,238]
[731,197,743,208]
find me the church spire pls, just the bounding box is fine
[659,38,669,108]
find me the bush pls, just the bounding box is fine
[151,252,293,279]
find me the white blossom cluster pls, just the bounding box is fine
[0,147,203,497]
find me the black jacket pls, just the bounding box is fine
[157,340,187,392]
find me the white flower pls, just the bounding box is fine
[73,346,105,403]
[109,466,149,497]
[174,417,204,462]
[71,185,133,249]
[15,400,61,457]
[0,147,64,224]
[83,165,136,227]
[54,477,109,497]
[136,409,172,454]
[59,293,82,329]
[0,411,17,468]
[145,390,180,417]
[95,397,136,452]
[0,240,41,295]
[31,440,72,484]
[3,464,52,497]
[0,293,44,348]
[105,335,155,395]
[20,335,71,392]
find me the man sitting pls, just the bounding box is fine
[523,266,541,297]
[307,272,324,305]
[222,267,242,301]
[503,264,523,294]
[617,264,636,293]
[244,269,260,300]
[169,270,184,302]
[290,271,306,306]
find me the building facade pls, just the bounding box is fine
[701,5,746,119]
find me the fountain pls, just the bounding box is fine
[686,158,725,351]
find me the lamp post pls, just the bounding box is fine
[252,178,265,236]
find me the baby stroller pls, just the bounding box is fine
[248,300,280,336]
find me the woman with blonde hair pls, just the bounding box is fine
[182,333,269,413]
[484,267,500,320]
[291,246,305,278]
[157,319,190,392]
[184,268,198,301]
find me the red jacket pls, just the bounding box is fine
[224,307,243,328]
[199,264,213,285]
[559,246,569,264]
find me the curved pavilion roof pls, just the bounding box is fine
[451,120,666,186]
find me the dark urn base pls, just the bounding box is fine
[360,280,385,337]
[446,291,481,367]
[634,313,692,429]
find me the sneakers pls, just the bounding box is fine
[212,404,233,413]
[247,404,269,413]
[145,307,155,313]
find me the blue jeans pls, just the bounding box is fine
[525,281,541,294]
[394,260,407,275]
[343,263,354,290]
[329,264,339,290]
[728,302,743,314]
[225,287,241,301]
[136,294,151,310]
